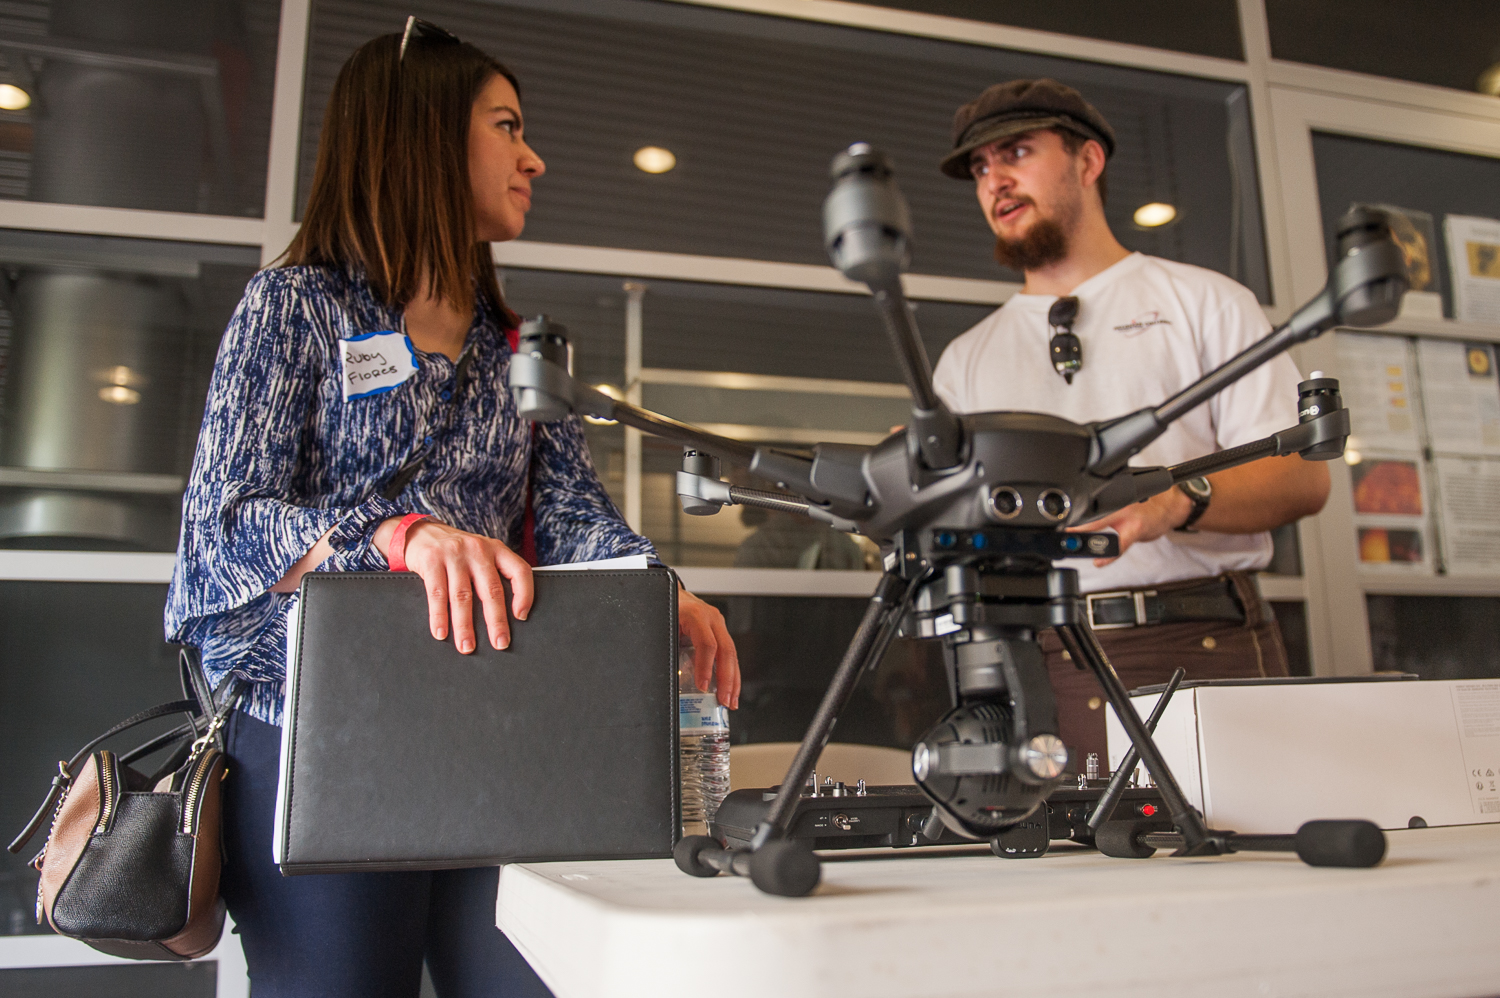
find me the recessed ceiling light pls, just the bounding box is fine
[1478,62,1500,96]
[1133,202,1177,228]
[0,84,31,111]
[99,385,141,405]
[633,146,676,174]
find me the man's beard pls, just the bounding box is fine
[993,215,1069,272]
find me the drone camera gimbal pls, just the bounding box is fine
[509,144,1408,897]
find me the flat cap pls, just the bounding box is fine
[940,78,1115,180]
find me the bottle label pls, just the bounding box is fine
[679,692,728,734]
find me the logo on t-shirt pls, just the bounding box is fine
[1113,311,1172,336]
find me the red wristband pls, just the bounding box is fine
[387,513,434,573]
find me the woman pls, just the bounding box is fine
[166,19,739,997]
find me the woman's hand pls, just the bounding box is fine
[375,517,534,654]
[679,589,740,709]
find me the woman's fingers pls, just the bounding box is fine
[691,619,718,695]
[422,568,451,642]
[496,546,534,622]
[399,520,530,653]
[679,590,740,709]
[446,560,477,654]
[709,608,740,709]
[471,556,512,651]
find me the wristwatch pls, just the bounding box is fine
[1175,477,1212,531]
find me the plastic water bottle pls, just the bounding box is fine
[678,643,730,837]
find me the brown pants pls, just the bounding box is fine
[1038,571,1289,767]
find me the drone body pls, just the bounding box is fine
[507,143,1407,889]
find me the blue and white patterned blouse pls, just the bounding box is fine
[165,265,656,725]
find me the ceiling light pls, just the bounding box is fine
[1344,449,1362,466]
[97,364,145,388]
[1478,62,1500,97]
[633,146,676,174]
[0,84,31,111]
[1133,202,1177,228]
[99,385,141,405]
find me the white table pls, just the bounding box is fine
[497,825,1500,998]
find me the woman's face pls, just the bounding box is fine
[468,73,545,243]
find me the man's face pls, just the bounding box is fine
[970,129,1085,271]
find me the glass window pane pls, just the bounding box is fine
[304,0,1270,300]
[854,1,1244,61]
[1312,133,1500,319]
[0,0,284,216]
[1368,594,1500,679]
[1268,0,1500,96]
[500,268,995,566]
[0,229,260,551]
[703,594,949,749]
[0,580,185,936]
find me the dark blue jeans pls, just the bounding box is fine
[221,711,553,998]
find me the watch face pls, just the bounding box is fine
[1182,477,1212,500]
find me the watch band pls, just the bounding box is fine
[387,513,434,572]
[1175,478,1212,532]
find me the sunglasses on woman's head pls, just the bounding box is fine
[399,15,462,64]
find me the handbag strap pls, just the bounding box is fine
[179,647,217,724]
[7,697,201,855]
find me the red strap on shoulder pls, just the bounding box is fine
[507,326,539,567]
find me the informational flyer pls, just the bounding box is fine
[1417,339,1500,456]
[1444,214,1500,324]
[1333,332,1420,454]
[1350,452,1431,571]
[1434,455,1500,575]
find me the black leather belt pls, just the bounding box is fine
[1085,578,1245,631]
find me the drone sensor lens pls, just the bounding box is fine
[1038,489,1072,521]
[987,486,1023,521]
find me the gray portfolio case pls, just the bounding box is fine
[274,568,679,874]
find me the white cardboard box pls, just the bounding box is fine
[1105,678,1500,833]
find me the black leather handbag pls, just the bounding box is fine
[7,649,242,960]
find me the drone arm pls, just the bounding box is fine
[1090,206,1407,478]
[869,280,964,470]
[1081,379,1349,522]
[510,349,771,467]
[1088,294,1336,477]
[823,145,963,471]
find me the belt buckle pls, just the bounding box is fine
[1086,589,1157,630]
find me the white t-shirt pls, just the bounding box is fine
[932,252,1301,593]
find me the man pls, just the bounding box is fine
[930,79,1330,764]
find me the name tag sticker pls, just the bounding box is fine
[341,330,418,401]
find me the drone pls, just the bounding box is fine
[508,143,1408,897]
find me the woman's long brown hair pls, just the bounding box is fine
[282,31,519,322]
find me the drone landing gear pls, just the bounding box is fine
[674,570,1386,897]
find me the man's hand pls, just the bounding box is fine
[1073,453,1331,567]
[1074,487,1193,566]
[679,588,741,709]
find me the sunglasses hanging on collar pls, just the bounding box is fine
[1048,295,1082,384]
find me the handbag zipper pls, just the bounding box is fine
[92,751,117,835]
[180,749,217,834]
